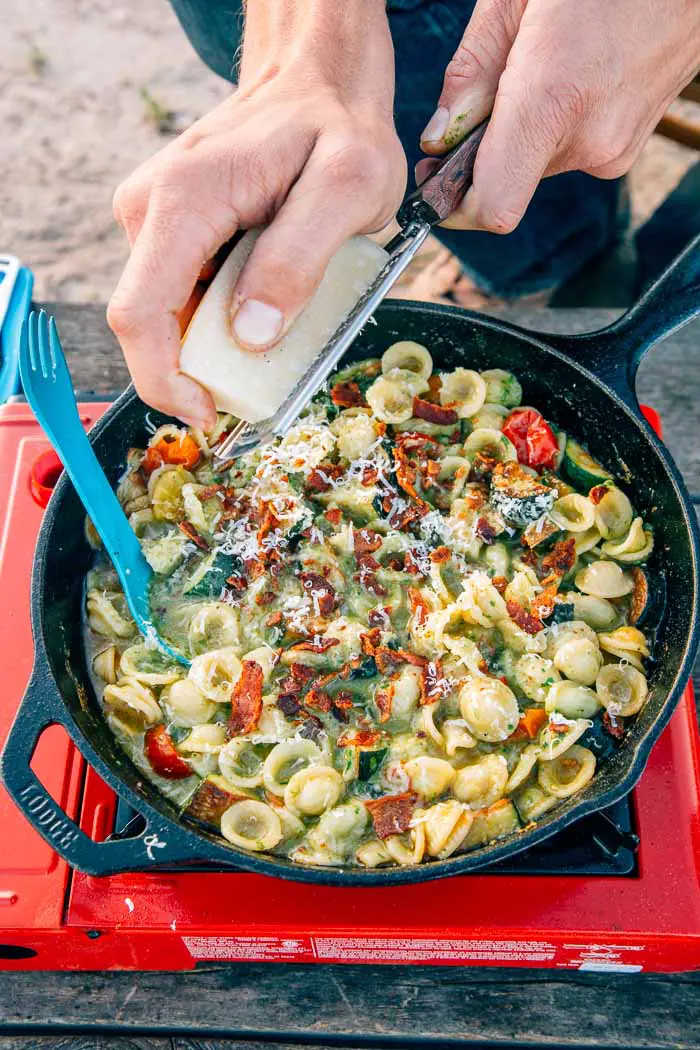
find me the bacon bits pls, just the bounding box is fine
[331,380,365,408]
[541,537,577,577]
[420,659,448,704]
[324,507,343,526]
[506,600,545,635]
[475,517,498,544]
[178,521,210,551]
[305,464,345,493]
[288,637,341,654]
[144,725,193,780]
[229,659,264,736]
[337,728,383,749]
[492,575,508,596]
[603,711,626,740]
[300,571,338,616]
[589,485,609,505]
[412,396,458,425]
[366,792,417,840]
[374,684,395,723]
[304,687,333,713]
[354,528,383,556]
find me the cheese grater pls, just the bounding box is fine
[212,120,488,464]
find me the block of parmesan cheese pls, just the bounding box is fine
[179,229,388,423]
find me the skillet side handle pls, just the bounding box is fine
[0,665,196,876]
[538,231,700,405]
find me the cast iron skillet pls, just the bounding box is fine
[3,234,700,884]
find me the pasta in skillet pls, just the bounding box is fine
[85,344,658,868]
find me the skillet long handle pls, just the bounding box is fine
[536,231,700,404]
[0,664,197,876]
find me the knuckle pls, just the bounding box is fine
[106,294,144,340]
[475,198,522,235]
[112,179,143,225]
[577,130,630,177]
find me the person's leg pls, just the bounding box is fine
[388,0,627,298]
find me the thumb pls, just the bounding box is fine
[420,0,526,155]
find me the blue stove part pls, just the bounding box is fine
[0,267,33,404]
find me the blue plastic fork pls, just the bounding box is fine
[20,309,189,667]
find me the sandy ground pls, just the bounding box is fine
[2,0,698,306]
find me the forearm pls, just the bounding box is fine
[240,0,395,117]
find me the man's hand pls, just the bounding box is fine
[108,0,404,429]
[420,0,700,234]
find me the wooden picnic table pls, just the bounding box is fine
[2,302,700,1050]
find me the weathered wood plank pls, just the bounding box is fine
[0,1039,170,1049]
[3,965,700,1048]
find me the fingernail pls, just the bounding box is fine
[233,299,284,349]
[421,106,449,144]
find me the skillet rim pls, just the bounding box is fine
[26,299,700,884]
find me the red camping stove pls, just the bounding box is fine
[0,400,699,973]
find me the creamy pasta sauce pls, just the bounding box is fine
[84,343,655,868]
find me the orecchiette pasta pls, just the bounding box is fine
[596,663,649,716]
[220,800,282,851]
[439,368,487,417]
[452,754,508,809]
[86,349,657,869]
[459,677,519,742]
[538,745,596,798]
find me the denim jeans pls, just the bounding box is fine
[168,0,626,297]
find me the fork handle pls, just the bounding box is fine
[44,412,146,569]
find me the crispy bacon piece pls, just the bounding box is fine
[541,537,577,577]
[425,374,442,403]
[412,396,458,425]
[603,711,626,739]
[394,430,441,454]
[408,587,431,626]
[430,545,451,564]
[305,464,345,493]
[304,687,333,713]
[141,446,163,476]
[229,660,264,737]
[337,728,383,748]
[354,528,383,556]
[334,690,355,711]
[288,637,341,654]
[403,549,425,576]
[374,684,395,723]
[469,452,499,481]
[630,568,648,626]
[475,517,498,544]
[277,693,302,716]
[461,483,488,511]
[374,646,426,676]
[355,555,388,598]
[144,725,193,780]
[420,659,447,705]
[331,380,364,408]
[178,520,210,551]
[393,446,430,510]
[360,628,383,657]
[368,606,391,628]
[589,485,609,505]
[254,590,276,607]
[324,507,343,526]
[300,571,338,616]
[421,459,441,488]
[492,575,508,596]
[530,584,559,621]
[366,792,418,840]
[506,599,545,635]
[266,610,284,627]
[197,483,224,501]
[226,570,248,593]
[361,465,380,487]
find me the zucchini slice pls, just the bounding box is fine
[183,550,242,598]
[563,437,612,490]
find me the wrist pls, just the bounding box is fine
[240,0,394,113]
